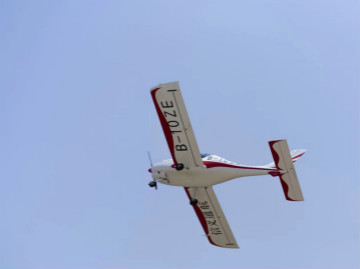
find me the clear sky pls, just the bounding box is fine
[1,0,359,268]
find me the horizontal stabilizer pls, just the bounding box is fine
[269,140,304,201]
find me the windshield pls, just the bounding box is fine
[200,153,211,158]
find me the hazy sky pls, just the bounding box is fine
[1,0,359,268]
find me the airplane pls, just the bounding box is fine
[148,81,306,249]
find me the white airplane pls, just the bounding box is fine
[148,81,306,249]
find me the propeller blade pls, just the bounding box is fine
[147,151,153,167]
[147,152,157,190]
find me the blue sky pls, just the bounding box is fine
[0,0,359,268]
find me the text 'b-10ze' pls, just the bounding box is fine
[148,81,306,249]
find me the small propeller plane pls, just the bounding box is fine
[148,82,306,249]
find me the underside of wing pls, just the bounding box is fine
[184,187,239,248]
[150,82,203,168]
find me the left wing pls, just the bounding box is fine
[185,187,239,248]
[150,82,203,168]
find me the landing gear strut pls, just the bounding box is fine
[175,163,184,171]
[190,187,198,206]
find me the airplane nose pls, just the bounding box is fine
[148,168,152,173]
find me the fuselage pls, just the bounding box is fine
[149,154,279,188]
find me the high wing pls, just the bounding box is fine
[185,187,239,248]
[150,82,203,168]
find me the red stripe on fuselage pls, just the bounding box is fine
[203,161,274,171]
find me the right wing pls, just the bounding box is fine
[185,187,239,248]
[150,82,203,168]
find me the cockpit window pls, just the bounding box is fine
[200,153,211,158]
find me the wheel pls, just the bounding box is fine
[148,181,157,188]
[175,163,184,171]
[190,199,198,206]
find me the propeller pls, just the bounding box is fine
[147,151,157,190]
[147,151,153,167]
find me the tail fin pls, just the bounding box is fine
[266,148,306,168]
[269,140,305,201]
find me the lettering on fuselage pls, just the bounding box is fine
[160,89,188,152]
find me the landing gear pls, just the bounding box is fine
[148,181,157,189]
[190,188,198,205]
[175,163,184,171]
